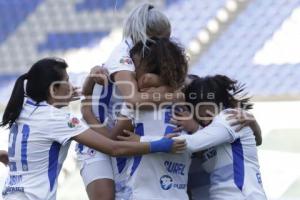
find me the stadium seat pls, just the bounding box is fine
[38,31,109,52]
[191,0,300,96]
[76,0,126,12]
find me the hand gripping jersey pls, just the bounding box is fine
[141,110,267,200]
[3,99,88,200]
[116,107,193,200]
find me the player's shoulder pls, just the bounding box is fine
[110,38,133,55]
[105,38,135,75]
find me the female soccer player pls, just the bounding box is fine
[128,75,267,200]
[81,36,188,200]
[78,3,181,200]
[0,58,185,200]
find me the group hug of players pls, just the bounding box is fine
[0,3,267,200]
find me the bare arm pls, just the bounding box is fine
[72,129,186,156]
[250,121,262,146]
[82,76,96,97]
[82,66,108,96]
[81,97,134,140]
[81,66,113,137]
[120,120,233,154]
[73,129,149,156]
[81,98,110,138]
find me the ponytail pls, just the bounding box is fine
[123,3,171,47]
[1,57,68,128]
[1,73,28,128]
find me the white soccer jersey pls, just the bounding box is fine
[115,107,193,200]
[2,98,88,200]
[105,38,134,76]
[176,111,267,200]
[141,110,267,200]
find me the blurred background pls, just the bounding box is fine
[0,0,300,199]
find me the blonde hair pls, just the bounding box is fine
[123,3,171,46]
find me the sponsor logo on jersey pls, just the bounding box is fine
[160,175,173,190]
[87,148,96,156]
[68,117,80,128]
[202,147,217,162]
[256,172,262,184]
[164,161,186,175]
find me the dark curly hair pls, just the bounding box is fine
[185,75,253,110]
[130,37,188,89]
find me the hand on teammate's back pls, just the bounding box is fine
[224,109,255,132]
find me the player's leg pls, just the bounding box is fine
[79,150,115,200]
[86,178,114,200]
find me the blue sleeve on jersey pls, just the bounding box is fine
[149,138,174,153]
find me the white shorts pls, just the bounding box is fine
[76,145,114,187]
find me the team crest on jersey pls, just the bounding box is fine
[68,117,80,128]
[87,148,96,156]
[119,57,133,65]
[160,175,173,190]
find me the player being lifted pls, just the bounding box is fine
[77,3,182,200]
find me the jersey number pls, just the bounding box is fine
[8,124,30,171]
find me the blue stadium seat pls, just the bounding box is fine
[76,0,126,11]
[190,0,300,96]
[0,0,43,44]
[165,0,182,7]
[0,75,17,88]
[38,31,109,52]
[166,0,226,45]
